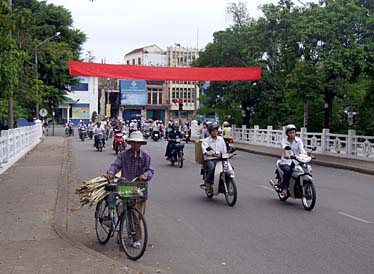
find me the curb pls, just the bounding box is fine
[52,137,132,273]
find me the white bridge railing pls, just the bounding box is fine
[232,125,374,160]
[0,122,43,175]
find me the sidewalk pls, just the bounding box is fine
[234,142,374,176]
[0,137,131,274]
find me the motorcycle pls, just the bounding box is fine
[113,131,126,155]
[95,132,105,152]
[88,127,94,140]
[269,147,317,211]
[224,138,236,153]
[168,137,184,168]
[152,130,160,141]
[79,125,87,141]
[64,124,69,137]
[143,129,151,139]
[200,147,237,206]
[105,126,110,140]
[183,130,190,143]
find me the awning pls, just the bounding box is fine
[69,61,261,81]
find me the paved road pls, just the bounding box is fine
[61,128,374,274]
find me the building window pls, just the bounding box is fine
[159,93,162,104]
[126,60,130,65]
[138,57,141,65]
[148,93,152,104]
[132,59,135,65]
[152,93,157,104]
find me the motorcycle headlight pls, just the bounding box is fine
[227,169,235,178]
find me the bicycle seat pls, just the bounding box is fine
[105,183,117,191]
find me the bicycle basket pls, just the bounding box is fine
[116,179,147,199]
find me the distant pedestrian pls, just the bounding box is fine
[43,119,49,136]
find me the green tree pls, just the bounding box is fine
[0,0,86,126]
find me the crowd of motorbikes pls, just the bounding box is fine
[65,119,316,211]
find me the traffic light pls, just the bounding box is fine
[178,98,183,110]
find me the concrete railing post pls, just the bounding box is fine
[347,129,356,155]
[321,128,330,152]
[3,131,9,163]
[242,125,247,142]
[254,125,259,144]
[267,126,273,145]
[300,127,307,146]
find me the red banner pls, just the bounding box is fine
[69,61,261,81]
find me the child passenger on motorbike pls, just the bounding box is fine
[201,122,227,188]
[165,124,184,160]
[278,124,307,197]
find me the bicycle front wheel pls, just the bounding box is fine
[119,207,148,260]
[95,200,112,244]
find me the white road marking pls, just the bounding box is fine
[337,211,372,224]
[260,185,274,191]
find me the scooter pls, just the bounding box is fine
[113,131,126,155]
[183,130,190,143]
[79,125,87,141]
[95,132,105,152]
[88,127,94,140]
[143,129,151,139]
[152,130,160,141]
[200,147,237,206]
[224,138,236,153]
[168,137,184,168]
[65,124,69,137]
[269,147,317,211]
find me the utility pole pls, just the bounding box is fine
[8,0,14,129]
[34,32,60,119]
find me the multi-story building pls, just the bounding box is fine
[124,44,168,67]
[119,44,200,124]
[122,45,169,123]
[57,76,98,124]
[166,46,200,122]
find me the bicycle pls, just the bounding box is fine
[94,178,148,260]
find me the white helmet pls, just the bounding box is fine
[285,124,297,135]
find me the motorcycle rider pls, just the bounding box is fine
[78,119,86,136]
[94,121,106,148]
[165,123,184,160]
[112,120,124,149]
[277,124,307,197]
[201,122,227,188]
[222,121,232,140]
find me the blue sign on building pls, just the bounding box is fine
[119,80,146,106]
[71,83,88,91]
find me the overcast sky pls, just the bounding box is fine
[44,0,297,64]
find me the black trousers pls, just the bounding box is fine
[165,142,176,157]
[205,159,219,184]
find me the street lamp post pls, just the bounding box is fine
[35,32,60,119]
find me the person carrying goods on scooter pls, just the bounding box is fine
[104,131,154,249]
[165,123,184,160]
[277,124,307,197]
[201,122,227,189]
[93,121,106,148]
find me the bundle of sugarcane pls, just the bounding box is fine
[75,176,110,208]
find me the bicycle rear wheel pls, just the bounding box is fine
[95,200,112,244]
[119,207,148,260]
